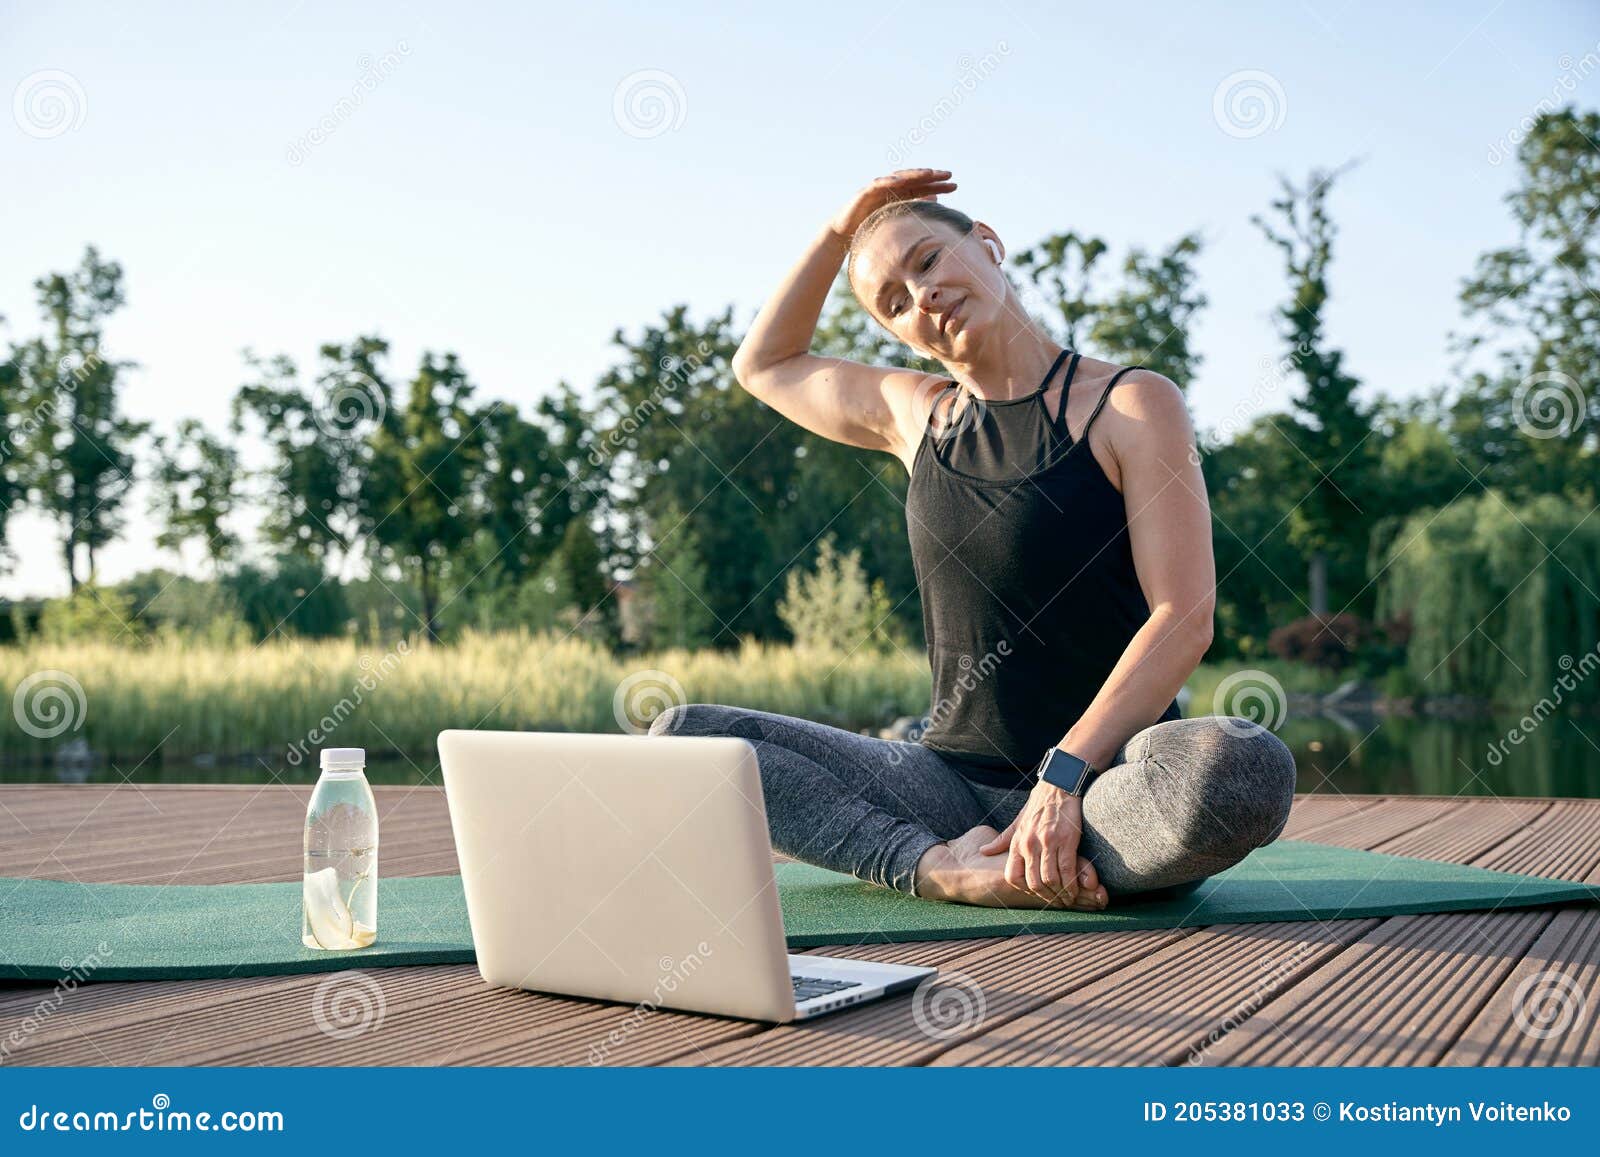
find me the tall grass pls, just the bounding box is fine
[1,630,931,765]
[1,630,1342,767]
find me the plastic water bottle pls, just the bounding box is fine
[302,747,379,950]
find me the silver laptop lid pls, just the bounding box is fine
[438,729,798,1023]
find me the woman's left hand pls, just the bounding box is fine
[979,783,1090,904]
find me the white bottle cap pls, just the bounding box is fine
[320,747,366,770]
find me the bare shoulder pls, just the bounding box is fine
[882,370,958,471]
[1073,363,1196,491]
[1095,367,1194,447]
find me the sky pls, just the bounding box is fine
[1,0,1595,597]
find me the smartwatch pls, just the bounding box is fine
[1034,746,1096,796]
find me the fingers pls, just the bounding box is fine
[978,820,1015,855]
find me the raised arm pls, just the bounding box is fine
[731,170,956,458]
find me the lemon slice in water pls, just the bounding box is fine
[303,867,356,949]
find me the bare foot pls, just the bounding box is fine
[914,825,1109,910]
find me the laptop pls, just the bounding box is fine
[437,728,936,1023]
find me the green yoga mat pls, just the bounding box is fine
[4,839,1599,983]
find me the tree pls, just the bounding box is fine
[1088,232,1208,389]
[9,247,147,589]
[1011,232,1109,349]
[150,419,243,573]
[232,349,367,570]
[1450,106,1600,503]
[0,345,22,571]
[1251,162,1383,617]
[638,501,716,651]
[361,352,484,642]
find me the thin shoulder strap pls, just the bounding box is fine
[1046,350,1084,441]
[1077,364,1143,444]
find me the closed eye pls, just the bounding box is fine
[888,249,941,317]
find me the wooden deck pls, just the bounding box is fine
[2,784,1597,1066]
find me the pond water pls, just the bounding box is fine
[6,712,1598,797]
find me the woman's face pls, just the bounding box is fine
[851,215,1004,359]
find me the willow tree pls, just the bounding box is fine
[1378,489,1600,705]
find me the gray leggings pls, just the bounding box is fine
[646,704,1297,900]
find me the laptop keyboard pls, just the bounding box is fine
[792,974,859,1002]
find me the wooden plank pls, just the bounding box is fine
[3,788,1597,1068]
[1184,797,1600,1066]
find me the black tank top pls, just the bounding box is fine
[905,347,1182,791]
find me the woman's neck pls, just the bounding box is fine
[943,319,1065,402]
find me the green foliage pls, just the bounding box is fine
[1251,162,1384,617]
[777,533,902,653]
[36,584,144,644]
[150,418,243,572]
[638,503,717,651]
[7,247,148,589]
[1378,490,1600,705]
[228,555,350,640]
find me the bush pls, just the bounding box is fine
[1267,611,1410,677]
[777,533,903,653]
[36,585,145,645]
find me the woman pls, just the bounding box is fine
[648,169,1296,911]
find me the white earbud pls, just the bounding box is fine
[983,239,1002,264]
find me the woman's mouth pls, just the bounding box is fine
[941,299,965,337]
